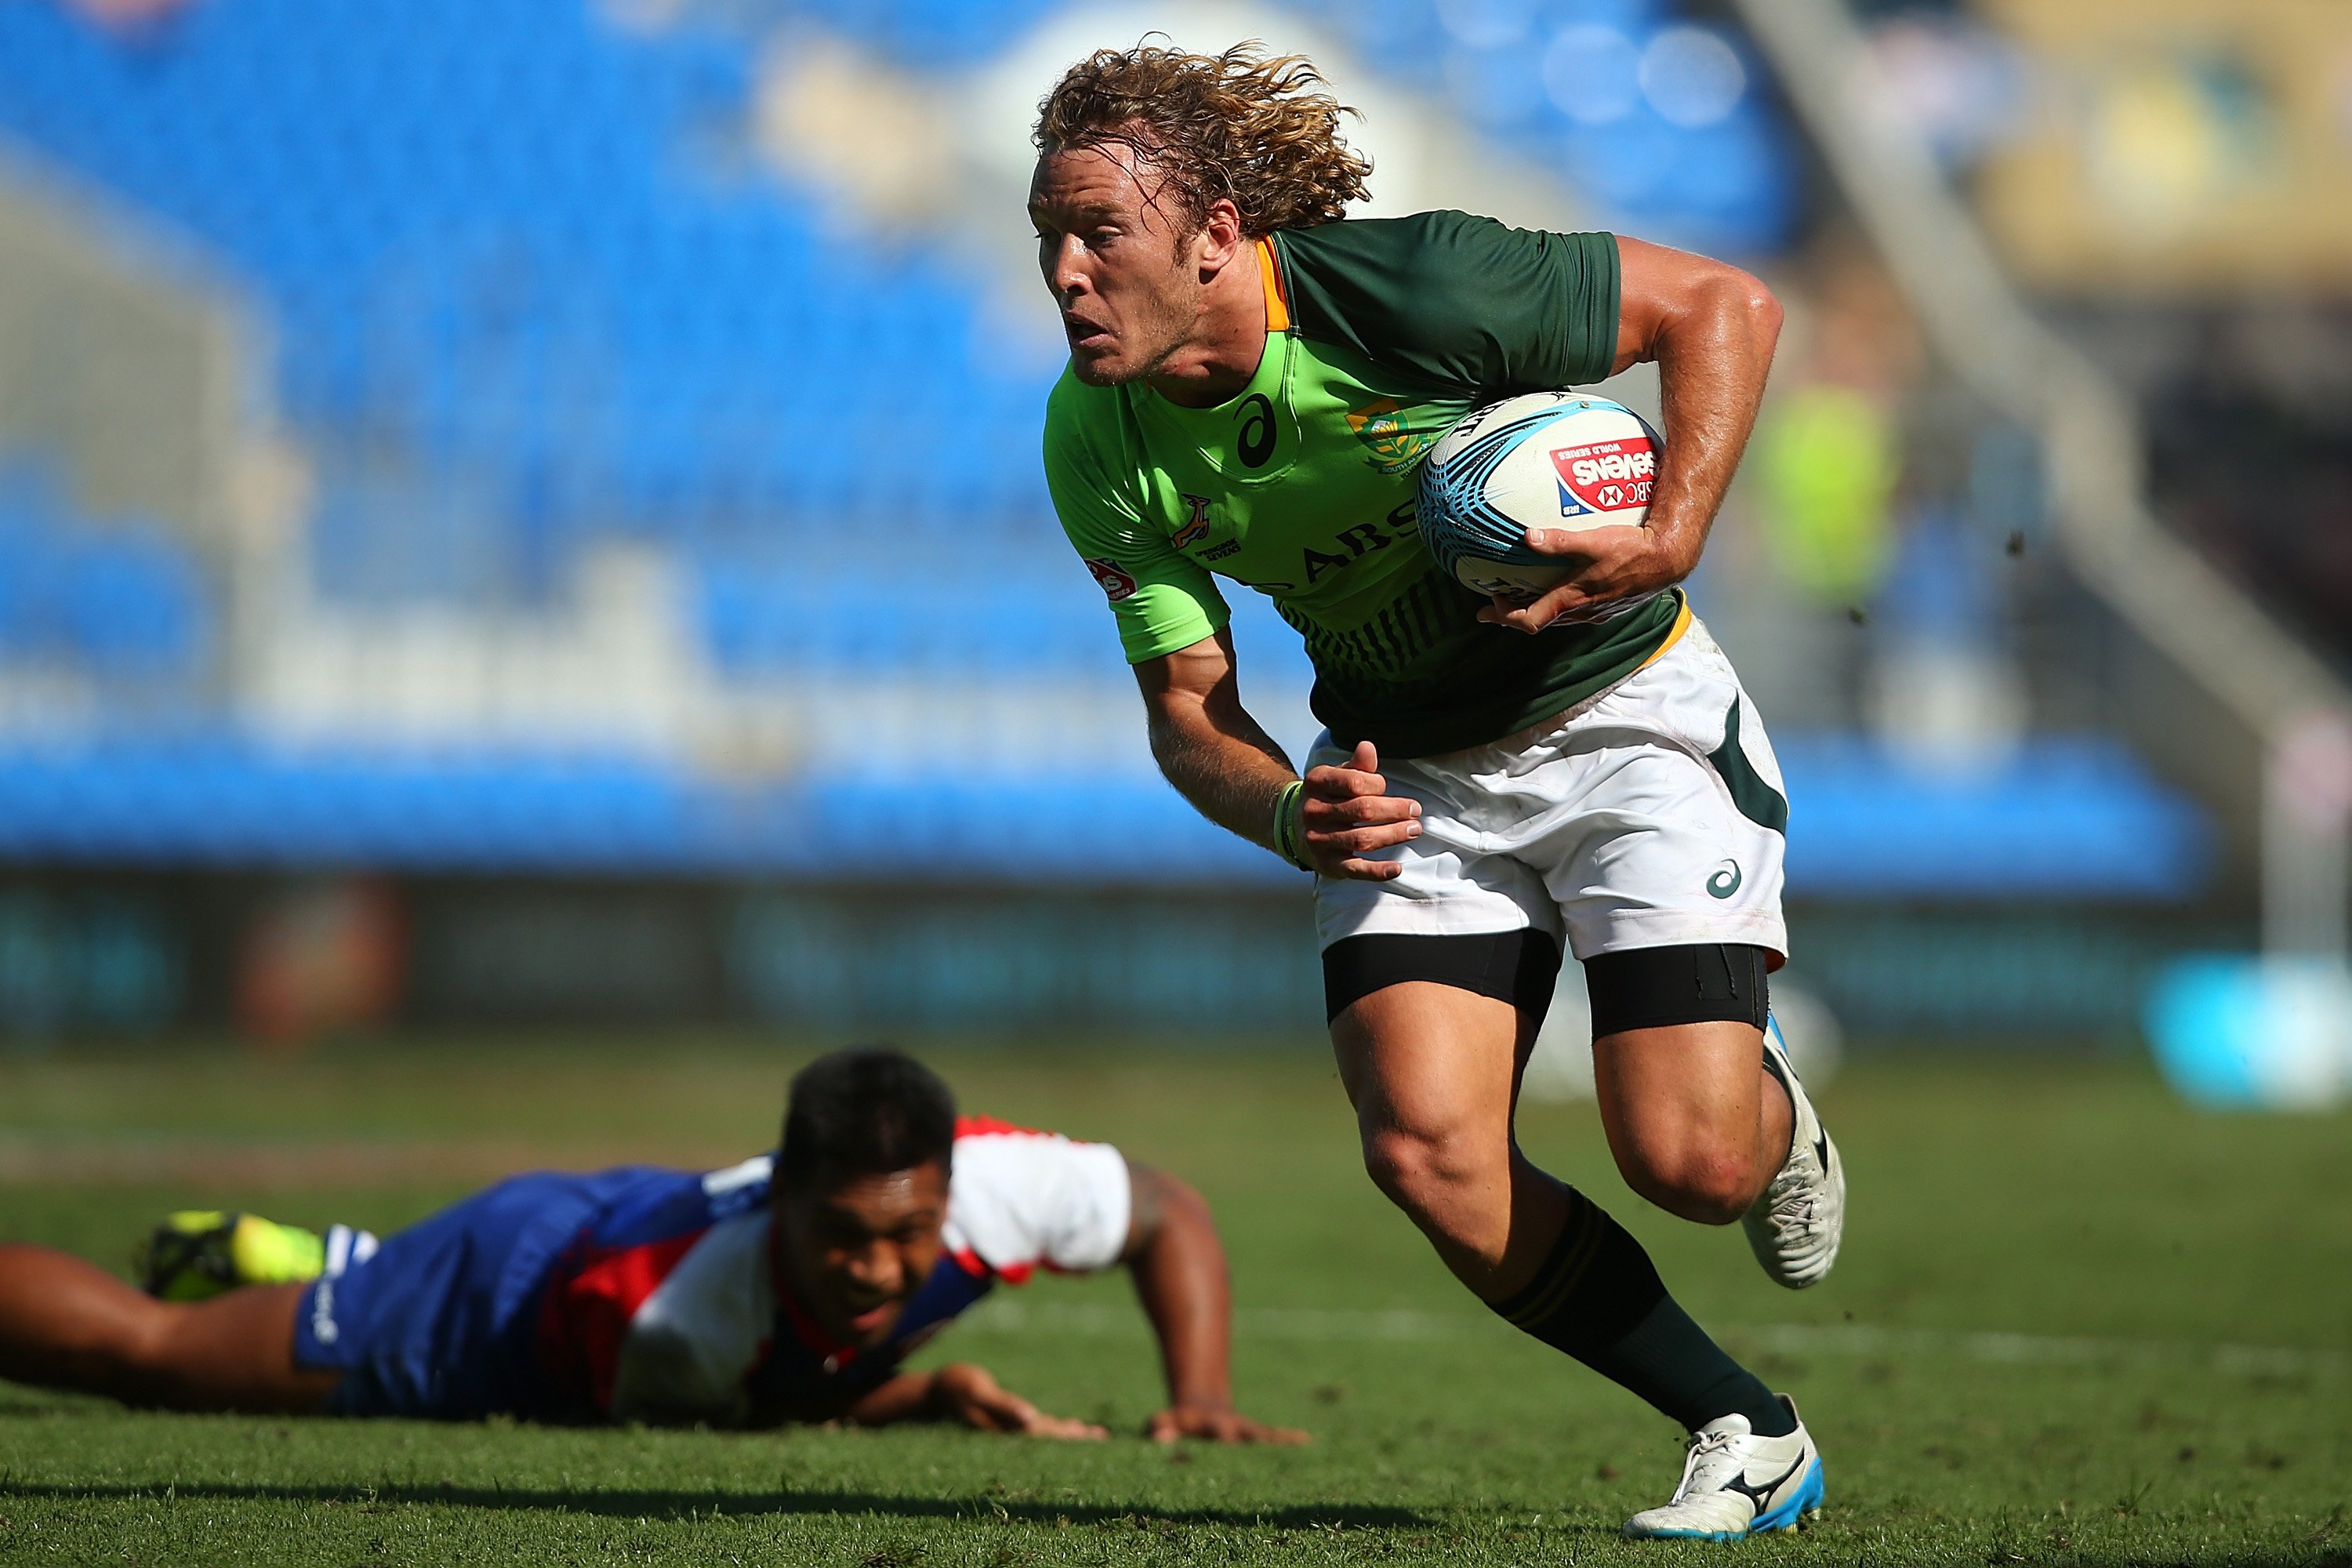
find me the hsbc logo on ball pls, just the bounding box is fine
[1548,437,1657,515]
[1083,557,1139,602]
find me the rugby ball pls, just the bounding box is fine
[1416,392,1663,607]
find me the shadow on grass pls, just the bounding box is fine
[0,1479,1433,1531]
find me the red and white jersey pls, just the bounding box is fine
[533,1119,1131,1425]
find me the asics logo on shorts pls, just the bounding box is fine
[1707,861,1742,898]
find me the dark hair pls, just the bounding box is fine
[1033,41,1371,238]
[779,1046,957,1189]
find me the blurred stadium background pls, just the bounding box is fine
[0,0,2346,1090]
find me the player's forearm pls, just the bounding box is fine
[1645,270,1781,575]
[1147,695,1298,859]
[1125,1169,1237,1411]
[1136,631,1307,866]
[840,1371,942,1427]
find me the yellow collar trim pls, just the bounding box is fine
[1256,238,1291,333]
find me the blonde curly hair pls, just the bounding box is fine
[1033,41,1372,237]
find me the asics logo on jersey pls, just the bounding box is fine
[1236,393,1277,467]
[1707,860,1742,898]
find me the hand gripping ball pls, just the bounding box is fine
[1415,391,1664,610]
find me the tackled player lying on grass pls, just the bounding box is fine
[0,1047,1304,1444]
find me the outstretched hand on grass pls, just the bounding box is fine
[931,1363,1106,1440]
[1146,1401,1310,1446]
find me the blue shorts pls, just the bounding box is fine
[292,1170,640,1420]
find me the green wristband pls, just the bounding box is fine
[1272,779,1312,872]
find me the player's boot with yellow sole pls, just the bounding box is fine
[135,1210,325,1301]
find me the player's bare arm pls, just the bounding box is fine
[1136,629,1419,881]
[1120,1159,1308,1445]
[839,1361,1107,1439]
[1481,238,1783,634]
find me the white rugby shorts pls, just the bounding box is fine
[1311,612,1789,964]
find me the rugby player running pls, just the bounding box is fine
[1033,44,1842,1540]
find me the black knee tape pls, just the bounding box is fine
[1322,929,1562,1025]
[1583,943,1769,1038]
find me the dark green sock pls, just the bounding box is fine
[1487,1187,1795,1437]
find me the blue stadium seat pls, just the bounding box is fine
[0,463,209,685]
[0,0,1076,620]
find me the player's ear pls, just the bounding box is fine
[1195,198,1246,280]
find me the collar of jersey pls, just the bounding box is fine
[1255,236,1291,332]
[1131,328,1297,481]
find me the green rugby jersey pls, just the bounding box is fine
[1044,209,1684,759]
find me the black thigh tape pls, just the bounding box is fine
[1584,943,1769,1038]
[1322,929,1563,1024]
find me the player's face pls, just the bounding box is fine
[775,1161,949,1348]
[1029,143,1205,387]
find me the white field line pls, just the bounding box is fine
[962,1298,2350,1380]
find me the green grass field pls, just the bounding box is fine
[2,1036,2347,1566]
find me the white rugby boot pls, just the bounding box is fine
[1741,1016,1845,1289]
[1622,1398,1824,1541]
